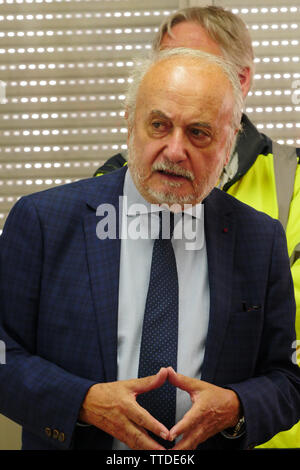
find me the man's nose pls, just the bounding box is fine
[163,129,188,163]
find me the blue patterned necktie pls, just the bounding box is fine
[137,210,179,448]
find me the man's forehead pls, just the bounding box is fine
[137,59,233,111]
[140,57,228,94]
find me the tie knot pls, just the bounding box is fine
[158,211,175,240]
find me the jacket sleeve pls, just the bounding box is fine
[227,220,300,449]
[0,197,96,449]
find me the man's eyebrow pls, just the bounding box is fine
[148,110,170,120]
[148,110,212,130]
[189,121,212,130]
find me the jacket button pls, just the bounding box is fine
[45,427,52,438]
[58,432,65,443]
[52,429,59,440]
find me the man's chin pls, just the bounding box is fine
[146,188,200,207]
[129,167,203,206]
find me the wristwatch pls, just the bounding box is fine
[221,416,246,439]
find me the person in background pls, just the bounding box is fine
[94,7,300,449]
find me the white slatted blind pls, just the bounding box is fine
[219,0,300,145]
[0,0,179,233]
[0,0,299,234]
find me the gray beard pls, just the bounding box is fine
[127,134,225,206]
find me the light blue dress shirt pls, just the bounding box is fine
[113,170,210,449]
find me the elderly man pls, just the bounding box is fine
[0,48,299,451]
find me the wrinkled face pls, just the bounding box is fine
[127,57,237,207]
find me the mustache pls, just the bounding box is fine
[151,160,194,181]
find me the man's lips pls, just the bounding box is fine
[155,169,189,181]
[151,160,194,182]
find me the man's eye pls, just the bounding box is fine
[189,128,212,146]
[190,128,207,137]
[152,121,165,129]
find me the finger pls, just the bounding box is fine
[169,403,200,441]
[167,367,201,392]
[169,407,206,449]
[125,423,167,450]
[127,398,170,441]
[134,425,168,451]
[133,367,169,394]
[171,419,218,450]
[171,432,200,451]
[113,414,167,450]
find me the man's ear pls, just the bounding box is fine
[239,66,251,98]
[224,151,231,167]
[124,107,131,140]
[225,127,239,166]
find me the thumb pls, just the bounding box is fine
[134,367,169,395]
[167,367,204,392]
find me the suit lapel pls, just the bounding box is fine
[83,167,127,382]
[201,189,237,383]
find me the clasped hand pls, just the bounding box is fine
[79,367,241,450]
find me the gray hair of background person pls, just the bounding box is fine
[125,48,244,139]
[152,6,255,88]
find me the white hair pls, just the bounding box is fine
[125,47,243,134]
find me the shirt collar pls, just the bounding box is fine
[123,169,205,251]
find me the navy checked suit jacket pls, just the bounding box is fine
[0,166,299,450]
